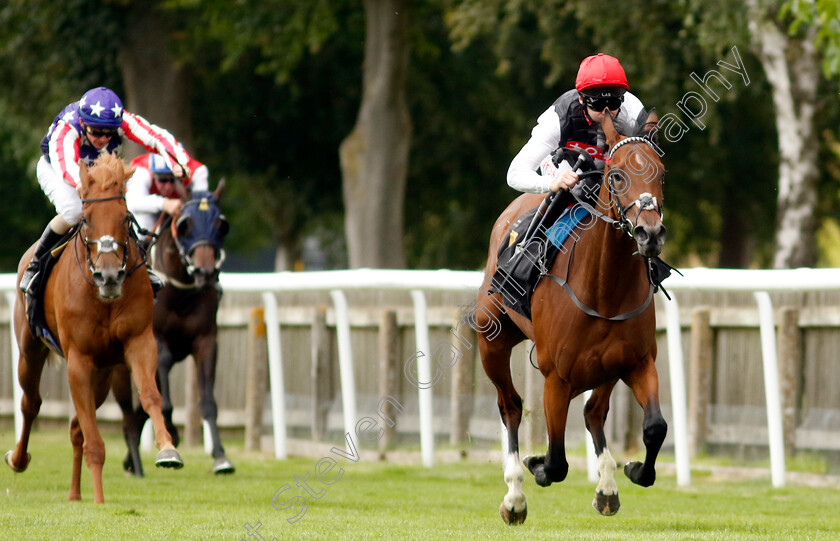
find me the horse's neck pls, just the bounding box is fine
[575,201,649,306]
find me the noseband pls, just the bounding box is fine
[79,195,131,282]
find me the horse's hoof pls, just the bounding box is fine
[499,502,527,525]
[522,455,544,474]
[624,461,655,487]
[212,457,235,475]
[593,491,620,516]
[5,450,30,473]
[155,449,184,469]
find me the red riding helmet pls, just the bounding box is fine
[575,54,629,93]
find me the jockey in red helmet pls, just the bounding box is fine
[507,54,646,195]
[20,87,196,295]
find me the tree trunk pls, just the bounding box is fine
[746,4,820,268]
[117,4,193,160]
[339,0,411,269]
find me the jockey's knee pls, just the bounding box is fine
[56,201,82,229]
[49,214,74,234]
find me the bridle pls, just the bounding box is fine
[165,197,227,289]
[604,137,664,237]
[547,136,666,321]
[77,195,144,285]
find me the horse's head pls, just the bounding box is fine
[78,154,134,301]
[173,179,229,289]
[600,111,666,258]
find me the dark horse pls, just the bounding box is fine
[112,179,232,476]
[474,112,667,523]
[6,154,183,503]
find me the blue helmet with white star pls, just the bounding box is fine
[79,87,123,128]
[149,154,172,175]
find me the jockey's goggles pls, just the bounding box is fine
[155,173,176,184]
[85,126,119,138]
[582,94,623,112]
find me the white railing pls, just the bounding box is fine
[4,267,840,486]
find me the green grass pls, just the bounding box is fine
[2,430,840,540]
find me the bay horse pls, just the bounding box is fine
[113,180,232,476]
[474,112,666,524]
[5,153,183,504]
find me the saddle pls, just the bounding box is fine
[25,227,80,357]
[489,188,679,321]
[490,192,589,320]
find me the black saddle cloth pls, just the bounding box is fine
[25,227,80,357]
[489,191,578,320]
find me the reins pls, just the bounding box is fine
[544,136,662,321]
[74,196,148,286]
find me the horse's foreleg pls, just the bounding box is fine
[479,326,527,525]
[623,359,667,487]
[68,416,83,500]
[5,335,48,473]
[66,358,107,503]
[585,382,620,516]
[125,330,183,470]
[194,336,234,474]
[156,340,179,448]
[527,373,571,487]
[111,364,144,477]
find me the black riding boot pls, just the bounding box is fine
[20,225,65,294]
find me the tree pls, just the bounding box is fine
[339,0,411,268]
[744,0,821,268]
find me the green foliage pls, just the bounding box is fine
[784,0,840,78]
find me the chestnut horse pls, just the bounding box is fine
[474,112,666,524]
[113,180,232,476]
[5,153,183,504]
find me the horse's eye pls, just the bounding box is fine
[609,171,629,195]
[216,218,230,237]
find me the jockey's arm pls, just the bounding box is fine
[120,112,193,177]
[507,107,564,194]
[126,167,168,216]
[46,121,82,187]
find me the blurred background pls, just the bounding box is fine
[1,0,839,273]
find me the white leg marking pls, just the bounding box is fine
[595,448,618,496]
[503,451,526,513]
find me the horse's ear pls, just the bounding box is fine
[213,178,226,202]
[79,161,90,197]
[643,109,659,143]
[124,164,135,190]
[602,112,622,148]
[174,178,189,201]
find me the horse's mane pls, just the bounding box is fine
[613,108,658,139]
[86,153,131,194]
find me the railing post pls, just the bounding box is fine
[451,315,475,448]
[410,290,434,468]
[688,307,712,458]
[330,290,357,448]
[777,307,800,458]
[245,307,268,451]
[754,292,786,487]
[378,310,400,453]
[5,292,22,441]
[311,306,334,442]
[663,291,691,486]
[261,292,287,459]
